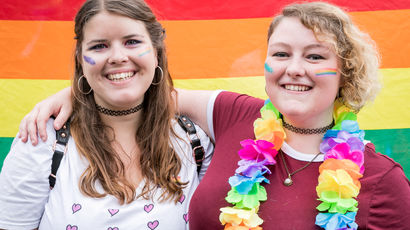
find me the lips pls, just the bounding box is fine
[106,71,135,81]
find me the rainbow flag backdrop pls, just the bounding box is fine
[0,0,409,177]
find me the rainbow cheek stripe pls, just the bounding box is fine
[138,48,151,57]
[264,62,273,73]
[315,69,337,77]
[83,55,96,65]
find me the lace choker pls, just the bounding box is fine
[282,119,334,134]
[96,103,143,116]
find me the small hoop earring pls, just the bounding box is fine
[78,75,92,94]
[152,66,164,85]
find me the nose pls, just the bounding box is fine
[108,45,129,64]
[286,57,306,78]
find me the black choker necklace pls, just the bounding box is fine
[96,103,143,116]
[282,119,334,134]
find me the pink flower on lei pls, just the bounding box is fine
[324,143,364,174]
[238,139,277,164]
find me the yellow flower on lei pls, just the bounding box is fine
[316,169,360,199]
[219,207,263,228]
[254,109,285,150]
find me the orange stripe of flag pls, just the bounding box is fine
[0,9,409,80]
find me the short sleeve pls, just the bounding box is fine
[367,164,410,229]
[0,119,56,229]
[211,91,264,142]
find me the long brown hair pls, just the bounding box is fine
[71,0,185,204]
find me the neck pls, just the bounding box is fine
[282,114,333,154]
[285,131,324,154]
[100,110,141,144]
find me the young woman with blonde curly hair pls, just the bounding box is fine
[0,0,212,229]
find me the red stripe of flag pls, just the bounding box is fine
[1,0,409,21]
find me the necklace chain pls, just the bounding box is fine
[282,119,334,134]
[279,149,322,186]
[96,103,143,116]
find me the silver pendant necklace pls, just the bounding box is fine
[279,150,322,186]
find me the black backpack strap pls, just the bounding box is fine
[177,115,205,174]
[49,120,70,189]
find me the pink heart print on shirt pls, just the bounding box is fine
[66,224,78,230]
[147,220,159,230]
[178,194,185,204]
[107,227,119,230]
[144,204,154,213]
[108,209,119,216]
[72,203,82,214]
[183,213,189,223]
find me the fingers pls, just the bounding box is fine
[36,109,52,142]
[53,104,73,130]
[26,106,40,146]
[18,114,30,143]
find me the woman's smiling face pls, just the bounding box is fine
[81,11,157,110]
[264,17,341,126]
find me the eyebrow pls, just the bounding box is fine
[86,34,145,45]
[304,44,327,50]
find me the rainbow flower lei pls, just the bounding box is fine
[219,99,365,230]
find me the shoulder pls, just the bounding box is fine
[170,118,211,159]
[7,118,57,161]
[214,91,264,111]
[362,143,409,186]
[213,91,264,126]
[363,143,405,176]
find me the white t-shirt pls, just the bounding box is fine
[0,118,213,230]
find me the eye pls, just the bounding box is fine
[273,52,289,58]
[88,43,107,51]
[307,54,324,60]
[125,39,141,46]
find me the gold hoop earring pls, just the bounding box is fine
[78,75,92,94]
[152,66,164,85]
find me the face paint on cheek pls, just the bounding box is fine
[264,62,273,73]
[315,68,337,77]
[138,48,152,57]
[83,55,96,65]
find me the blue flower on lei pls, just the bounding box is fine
[315,212,358,230]
[229,170,269,195]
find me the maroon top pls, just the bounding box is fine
[189,91,410,229]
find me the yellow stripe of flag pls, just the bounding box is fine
[1,68,409,137]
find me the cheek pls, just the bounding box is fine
[82,53,108,69]
[136,47,153,58]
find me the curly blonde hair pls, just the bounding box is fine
[268,2,381,111]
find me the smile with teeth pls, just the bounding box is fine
[106,71,135,81]
[284,84,311,92]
